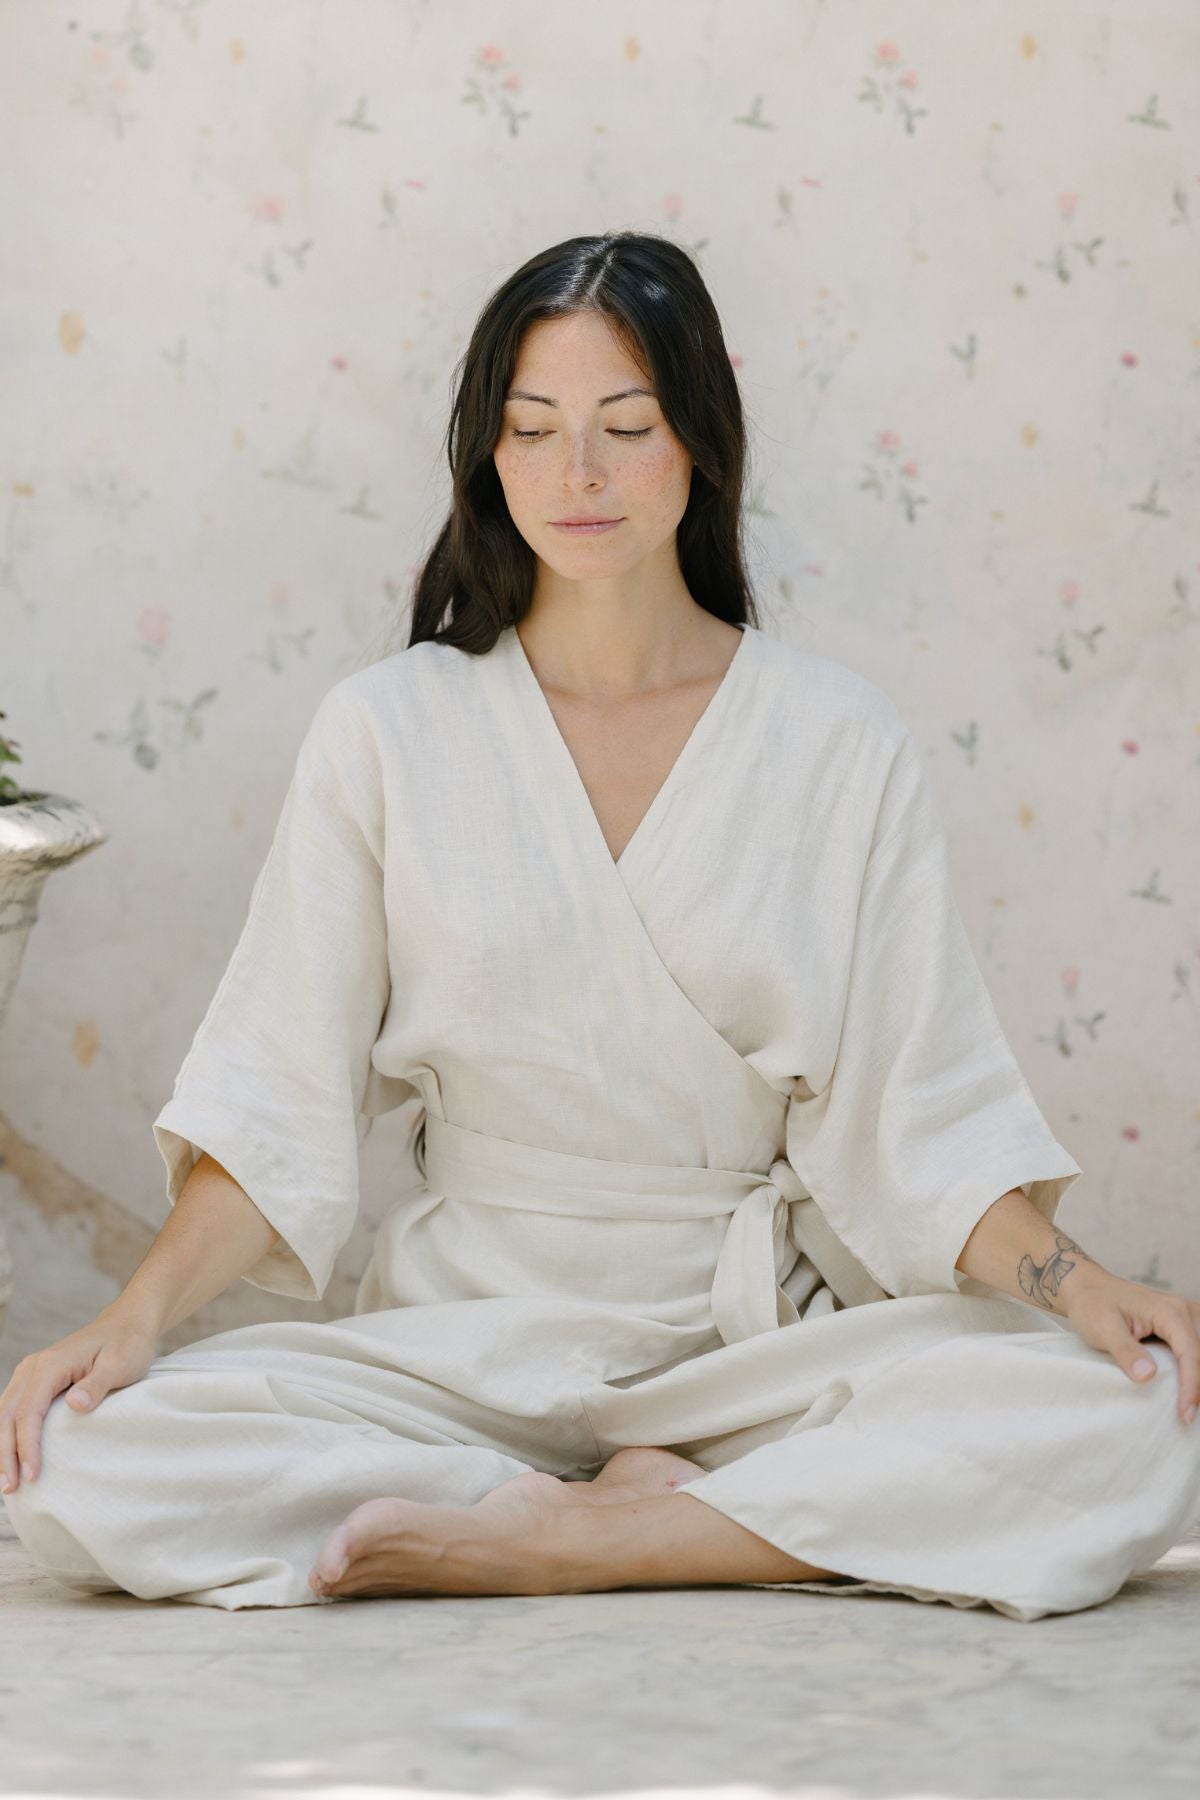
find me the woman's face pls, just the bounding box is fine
[492,311,694,582]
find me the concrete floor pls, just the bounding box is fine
[2,1507,1199,1800]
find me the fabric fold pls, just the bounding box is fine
[783,722,1082,1302]
[152,677,394,1302]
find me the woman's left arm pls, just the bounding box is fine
[956,1186,1200,1425]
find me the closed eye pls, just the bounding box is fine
[511,428,653,441]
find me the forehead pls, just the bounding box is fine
[506,313,654,405]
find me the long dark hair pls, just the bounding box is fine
[397,232,760,657]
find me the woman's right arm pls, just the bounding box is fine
[3,675,392,1497]
[0,1153,280,1495]
[117,1151,283,1336]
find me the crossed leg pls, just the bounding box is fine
[310,1445,842,1598]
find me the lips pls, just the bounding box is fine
[553,517,621,525]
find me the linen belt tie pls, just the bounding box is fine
[418,1112,882,1345]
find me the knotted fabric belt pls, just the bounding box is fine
[418,1112,886,1346]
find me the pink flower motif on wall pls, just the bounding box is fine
[1120,351,1138,366]
[248,194,287,223]
[1121,1125,1140,1142]
[135,604,170,649]
[860,43,928,134]
[663,194,684,220]
[1058,192,1079,219]
[465,44,529,136]
[1060,967,1081,996]
[1059,578,1080,606]
[1120,738,1139,755]
[330,355,348,371]
[862,430,928,521]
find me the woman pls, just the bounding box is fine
[4,233,1199,1620]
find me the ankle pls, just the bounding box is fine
[539,1496,644,1593]
[560,1494,686,1591]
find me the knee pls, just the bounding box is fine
[2,1394,122,1589]
[6,1391,77,1511]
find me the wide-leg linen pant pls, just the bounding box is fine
[6,1290,1200,1623]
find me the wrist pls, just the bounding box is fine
[1057,1257,1114,1315]
[102,1289,168,1339]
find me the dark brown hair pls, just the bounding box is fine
[395,231,759,656]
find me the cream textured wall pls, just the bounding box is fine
[2,0,1198,1367]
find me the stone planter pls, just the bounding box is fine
[0,793,109,1335]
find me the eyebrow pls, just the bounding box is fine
[504,385,656,407]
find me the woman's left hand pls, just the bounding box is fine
[1061,1270,1200,1425]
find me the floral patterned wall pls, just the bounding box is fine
[2,0,1198,1367]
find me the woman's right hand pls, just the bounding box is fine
[0,1305,159,1495]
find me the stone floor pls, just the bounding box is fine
[2,1507,1199,1800]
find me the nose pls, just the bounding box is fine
[558,429,612,485]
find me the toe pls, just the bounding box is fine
[313,1496,404,1587]
[312,1529,352,1586]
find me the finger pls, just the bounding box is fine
[0,1396,21,1494]
[1156,1318,1200,1425]
[2,1367,45,1491]
[1121,1321,1200,1425]
[1134,1310,1200,1424]
[14,1398,50,1486]
[62,1348,106,1417]
[14,1372,93,1484]
[1115,1334,1158,1383]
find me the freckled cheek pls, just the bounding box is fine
[624,445,692,519]
[624,444,676,490]
[494,453,546,507]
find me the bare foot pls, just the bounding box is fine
[308,1446,705,1601]
[580,1445,706,1504]
[309,1473,594,1599]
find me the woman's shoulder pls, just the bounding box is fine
[748,627,909,748]
[308,637,479,742]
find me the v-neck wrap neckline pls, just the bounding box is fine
[504,620,755,872]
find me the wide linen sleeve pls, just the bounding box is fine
[785,719,1083,1302]
[151,678,392,1302]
